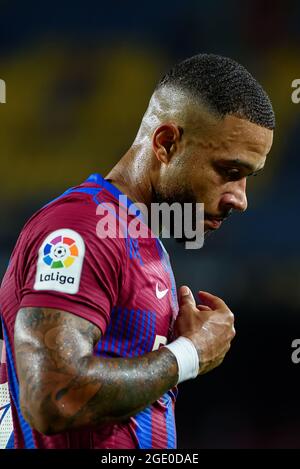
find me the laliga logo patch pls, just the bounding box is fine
[34,229,85,294]
[43,234,79,269]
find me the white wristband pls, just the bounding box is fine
[165,336,199,384]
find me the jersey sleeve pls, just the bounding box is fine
[18,195,127,335]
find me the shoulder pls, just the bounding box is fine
[17,188,128,267]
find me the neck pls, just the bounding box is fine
[105,147,154,210]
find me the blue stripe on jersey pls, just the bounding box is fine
[97,200,143,267]
[129,239,143,266]
[150,311,156,351]
[133,310,146,357]
[44,175,146,266]
[117,309,128,356]
[45,173,144,227]
[86,174,145,223]
[0,403,10,426]
[109,307,123,354]
[2,321,35,449]
[85,182,144,265]
[6,430,14,449]
[126,238,136,263]
[43,186,104,208]
[142,311,151,354]
[162,393,177,449]
[137,311,147,354]
[88,174,145,266]
[94,309,156,358]
[128,309,140,357]
[121,309,135,356]
[124,237,143,266]
[135,407,153,449]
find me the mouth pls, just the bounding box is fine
[204,214,227,230]
[204,218,222,230]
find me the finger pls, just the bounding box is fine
[196,304,211,312]
[179,286,196,308]
[198,290,227,310]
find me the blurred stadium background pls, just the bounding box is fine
[0,0,300,448]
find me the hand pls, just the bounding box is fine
[174,286,236,375]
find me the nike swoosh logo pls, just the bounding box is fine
[156,283,169,299]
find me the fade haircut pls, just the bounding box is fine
[157,54,275,130]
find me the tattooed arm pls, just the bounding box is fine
[14,288,235,435]
[14,307,178,435]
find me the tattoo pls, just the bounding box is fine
[15,308,178,434]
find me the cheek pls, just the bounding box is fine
[167,158,192,185]
[191,172,222,208]
[156,163,188,200]
[191,168,215,197]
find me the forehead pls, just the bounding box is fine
[205,115,273,160]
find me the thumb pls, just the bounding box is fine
[179,286,196,308]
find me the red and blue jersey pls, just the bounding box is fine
[0,174,179,449]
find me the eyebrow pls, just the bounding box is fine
[219,158,265,176]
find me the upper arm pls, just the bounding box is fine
[18,199,127,335]
[14,307,101,433]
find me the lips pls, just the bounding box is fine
[204,217,223,230]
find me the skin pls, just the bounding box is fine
[106,86,273,232]
[15,307,178,433]
[15,85,273,435]
[16,289,233,435]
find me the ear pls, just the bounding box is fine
[152,124,183,164]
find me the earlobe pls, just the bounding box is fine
[154,145,169,165]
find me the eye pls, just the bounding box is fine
[222,168,242,181]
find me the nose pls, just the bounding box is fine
[220,179,248,213]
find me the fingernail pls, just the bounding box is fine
[181,286,190,296]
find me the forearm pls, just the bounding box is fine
[15,307,178,434]
[52,349,178,432]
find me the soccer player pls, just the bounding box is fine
[0,54,274,449]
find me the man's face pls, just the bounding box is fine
[153,114,273,234]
